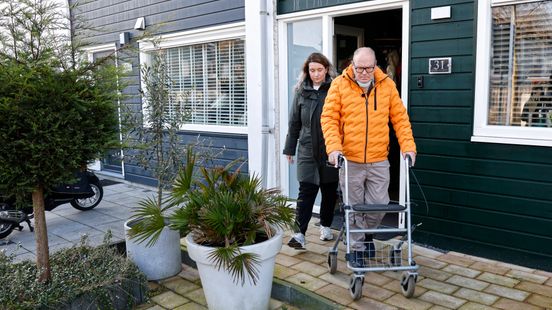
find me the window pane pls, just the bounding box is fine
[165,38,246,126]
[489,2,552,128]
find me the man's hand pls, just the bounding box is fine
[403,151,416,167]
[328,151,343,167]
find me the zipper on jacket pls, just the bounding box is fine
[374,87,377,111]
[364,92,369,163]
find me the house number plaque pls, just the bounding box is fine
[429,57,452,74]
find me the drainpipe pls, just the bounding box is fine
[260,0,269,188]
[246,0,272,188]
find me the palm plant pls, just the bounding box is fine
[129,148,295,285]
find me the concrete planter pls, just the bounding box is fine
[124,218,182,280]
[186,229,283,310]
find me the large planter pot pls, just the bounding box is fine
[186,229,283,310]
[124,218,182,280]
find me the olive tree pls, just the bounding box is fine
[0,0,120,282]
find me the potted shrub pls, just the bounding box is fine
[131,150,295,310]
[121,40,189,281]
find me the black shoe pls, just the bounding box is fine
[348,251,365,268]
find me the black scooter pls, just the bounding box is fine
[0,170,103,239]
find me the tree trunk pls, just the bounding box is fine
[32,185,51,283]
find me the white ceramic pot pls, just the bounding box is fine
[124,218,182,280]
[186,229,283,310]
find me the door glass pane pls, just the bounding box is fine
[93,50,123,174]
[286,18,322,202]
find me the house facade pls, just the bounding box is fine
[72,0,552,270]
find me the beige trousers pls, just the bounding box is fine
[340,160,390,251]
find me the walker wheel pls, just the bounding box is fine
[349,275,364,300]
[327,252,338,274]
[400,272,416,298]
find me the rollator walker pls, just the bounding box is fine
[327,155,419,300]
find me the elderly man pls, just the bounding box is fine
[321,47,416,266]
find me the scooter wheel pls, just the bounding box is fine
[0,220,15,239]
[71,181,103,211]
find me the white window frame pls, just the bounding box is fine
[473,0,552,147]
[138,22,247,135]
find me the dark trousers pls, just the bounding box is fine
[295,181,338,235]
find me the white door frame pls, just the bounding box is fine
[276,0,410,213]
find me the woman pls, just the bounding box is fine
[283,52,339,250]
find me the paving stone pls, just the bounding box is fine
[506,269,548,284]
[453,288,499,305]
[483,284,530,301]
[273,264,300,279]
[319,271,351,289]
[436,253,474,267]
[413,245,444,258]
[418,291,467,309]
[526,293,552,309]
[361,283,396,301]
[315,283,355,305]
[446,275,489,291]
[515,281,552,298]
[534,269,552,278]
[418,278,459,294]
[292,261,328,277]
[349,297,398,310]
[495,261,535,273]
[493,298,542,310]
[362,272,394,286]
[477,272,519,288]
[382,280,428,298]
[183,288,207,306]
[142,305,165,310]
[469,261,510,275]
[307,242,333,255]
[174,302,207,310]
[458,302,496,310]
[275,253,302,267]
[178,265,201,283]
[279,245,303,257]
[384,294,433,310]
[442,265,482,278]
[286,272,329,291]
[161,277,200,295]
[427,306,449,310]
[150,290,189,309]
[414,256,449,269]
[295,251,326,264]
[418,266,454,282]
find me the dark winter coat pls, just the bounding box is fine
[283,77,339,185]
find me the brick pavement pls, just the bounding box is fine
[141,220,552,309]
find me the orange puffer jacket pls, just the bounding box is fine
[321,65,416,163]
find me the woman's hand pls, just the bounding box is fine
[286,155,294,164]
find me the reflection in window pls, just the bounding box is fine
[165,38,246,126]
[489,1,552,128]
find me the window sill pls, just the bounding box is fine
[471,135,552,147]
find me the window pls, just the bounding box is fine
[139,23,247,133]
[474,0,552,146]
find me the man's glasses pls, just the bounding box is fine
[354,65,375,74]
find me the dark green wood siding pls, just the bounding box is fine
[409,0,552,269]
